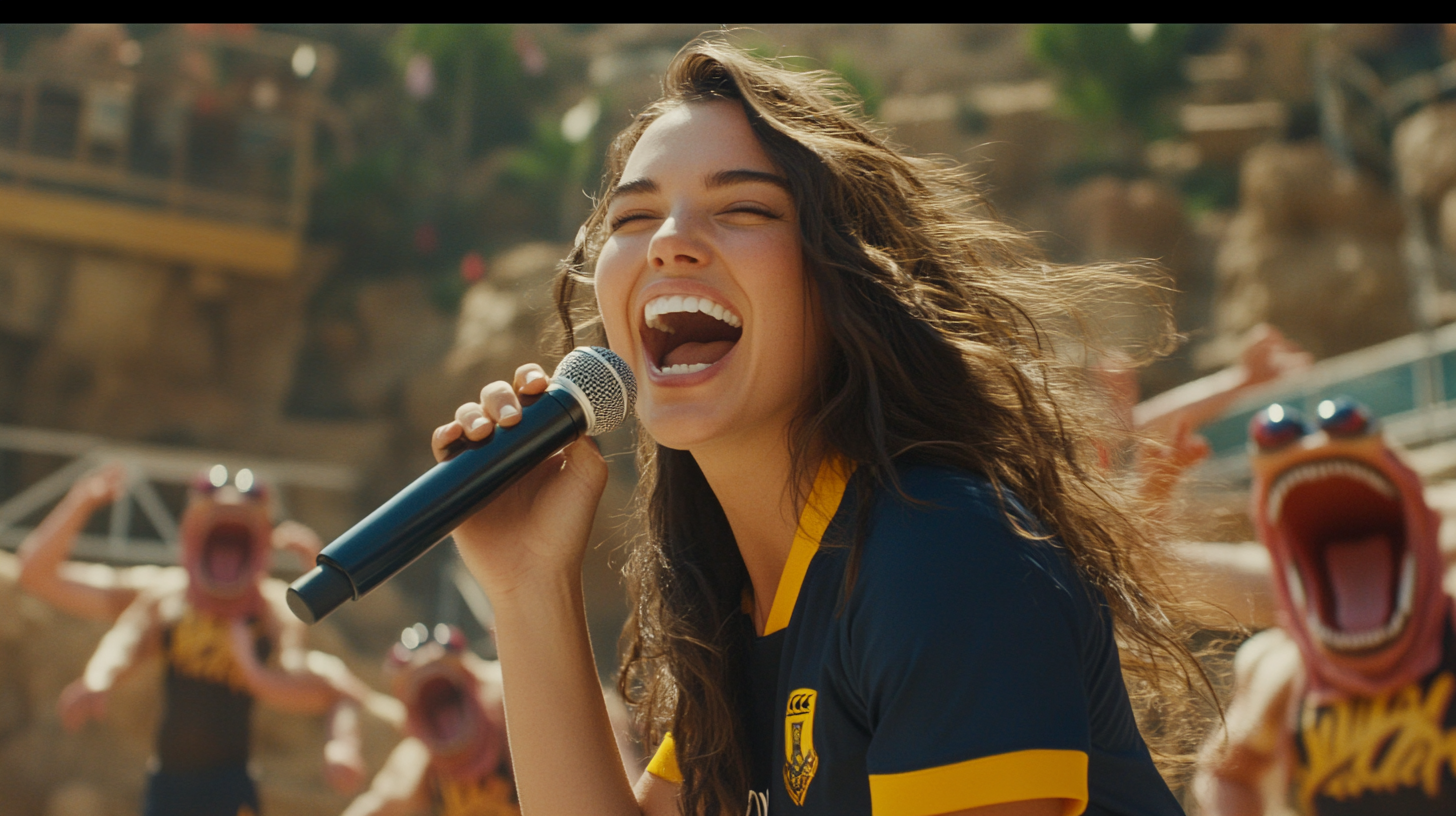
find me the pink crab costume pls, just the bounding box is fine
[1197,397,1456,814]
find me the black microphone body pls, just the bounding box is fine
[287,347,636,625]
[287,387,585,624]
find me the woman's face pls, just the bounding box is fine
[596,100,819,452]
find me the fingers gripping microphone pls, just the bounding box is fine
[286,347,636,624]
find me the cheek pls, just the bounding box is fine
[592,243,636,355]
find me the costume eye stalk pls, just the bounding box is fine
[1316,396,1374,438]
[1251,404,1310,452]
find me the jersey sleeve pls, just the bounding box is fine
[645,733,684,783]
[847,477,1093,816]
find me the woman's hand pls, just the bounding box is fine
[431,363,610,599]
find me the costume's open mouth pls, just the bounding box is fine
[413,675,471,749]
[1270,458,1415,652]
[202,522,256,589]
[640,294,742,375]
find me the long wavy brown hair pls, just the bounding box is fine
[555,36,1211,815]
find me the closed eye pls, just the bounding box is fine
[608,211,662,232]
[717,204,782,224]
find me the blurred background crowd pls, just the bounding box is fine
[0,23,1454,816]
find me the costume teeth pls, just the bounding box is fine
[643,294,742,333]
[1285,564,1307,610]
[1268,459,1398,522]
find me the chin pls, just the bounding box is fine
[636,401,737,452]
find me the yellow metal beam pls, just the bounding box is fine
[0,185,300,278]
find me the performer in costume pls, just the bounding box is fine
[430,38,1204,816]
[52,466,376,816]
[1196,398,1456,813]
[342,624,518,816]
[343,623,639,816]
[18,464,393,795]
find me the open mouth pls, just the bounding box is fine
[202,522,256,588]
[1270,459,1415,652]
[641,294,742,375]
[412,675,471,749]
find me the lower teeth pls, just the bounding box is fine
[659,362,710,375]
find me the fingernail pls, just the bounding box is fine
[469,417,488,432]
[525,371,546,384]
[499,404,519,421]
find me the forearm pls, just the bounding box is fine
[1134,366,1249,435]
[83,610,152,690]
[330,698,362,744]
[241,660,338,714]
[18,494,92,590]
[491,575,643,816]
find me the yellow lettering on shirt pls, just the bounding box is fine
[167,609,253,692]
[438,774,519,816]
[1298,671,1456,807]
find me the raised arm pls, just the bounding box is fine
[16,463,145,621]
[1134,324,1311,436]
[437,364,670,816]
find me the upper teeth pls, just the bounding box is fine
[644,295,741,333]
[1267,459,1397,522]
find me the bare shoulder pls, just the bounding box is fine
[1233,627,1301,689]
[1222,628,1303,755]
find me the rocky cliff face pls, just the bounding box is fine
[1206,142,1412,363]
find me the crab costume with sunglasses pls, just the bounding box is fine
[56,465,346,816]
[342,624,517,816]
[1197,398,1456,814]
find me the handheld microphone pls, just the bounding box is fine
[286,347,636,624]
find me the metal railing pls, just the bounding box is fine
[1196,321,1456,484]
[0,423,356,565]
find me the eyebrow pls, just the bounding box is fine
[608,169,790,200]
[705,169,790,191]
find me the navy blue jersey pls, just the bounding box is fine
[649,462,1182,815]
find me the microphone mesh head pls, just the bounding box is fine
[552,347,637,436]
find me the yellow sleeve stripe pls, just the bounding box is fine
[645,733,683,784]
[763,456,853,635]
[869,749,1089,816]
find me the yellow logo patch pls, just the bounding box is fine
[168,610,252,692]
[1298,671,1456,808]
[438,774,519,816]
[783,688,819,806]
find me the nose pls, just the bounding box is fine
[649,211,710,269]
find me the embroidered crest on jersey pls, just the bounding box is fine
[783,688,819,806]
[437,773,519,816]
[168,609,254,692]
[1298,671,1456,807]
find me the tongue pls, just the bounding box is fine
[1325,534,1394,632]
[208,543,246,584]
[663,340,735,368]
[431,701,464,743]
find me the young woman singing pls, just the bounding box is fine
[431,38,1202,816]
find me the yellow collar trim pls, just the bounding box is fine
[762,456,853,636]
